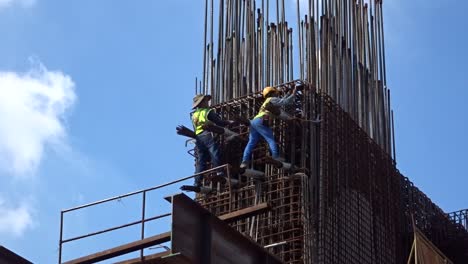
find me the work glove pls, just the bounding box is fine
[226,120,238,127]
[223,128,239,141]
[234,116,250,126]
[176,125,196,139]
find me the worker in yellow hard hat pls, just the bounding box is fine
[240,86,297,169]
[191,94,237,186]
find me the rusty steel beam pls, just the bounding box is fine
[0,246,32,264]
[165,195,270,223]
[63,232,171,264]
[171,193,283,264]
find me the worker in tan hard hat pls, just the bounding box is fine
[191,94,237,186]
[240,86,296,169]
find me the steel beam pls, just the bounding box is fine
[171,193,283,264]
[0,246,32,264]
[63,232,171,264]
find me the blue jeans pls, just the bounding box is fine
[195,131,221,185]
[242,117,279,162]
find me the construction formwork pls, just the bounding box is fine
[193,81,468,264]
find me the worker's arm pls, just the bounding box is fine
[278,110,293,120]
[207,111,232,127]
[268,89,297,107]
[206,111,239,140]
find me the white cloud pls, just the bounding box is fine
[0,0,36,9]
[0,197,34,237]
[0,60,76,178]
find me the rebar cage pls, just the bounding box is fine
[193,81,468,264]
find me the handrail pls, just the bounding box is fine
[62,213,171,244]
[59,164,230,263]
[62,164,228,213]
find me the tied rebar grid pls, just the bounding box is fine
[199,174,312,264]
[400,182,468,263]
[196,0,394,158]
[190,0,468,262]
[318,87,402,264]
[193,82,468,263]
[319,95,468,264]
[449,209,468,231]
[447,209,468,261]
[197,81,317,264]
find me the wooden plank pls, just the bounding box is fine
[219,202,270,222]
[64,232,171,264]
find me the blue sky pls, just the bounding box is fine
[0,0,466,263]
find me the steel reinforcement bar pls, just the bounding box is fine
[196,0,394,159]
[193,82,468,263]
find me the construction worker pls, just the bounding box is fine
[240,86,297,169]
[191,94,236,186]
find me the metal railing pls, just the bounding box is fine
[58,164,230,263]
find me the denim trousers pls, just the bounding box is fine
[195,131,221,185]
[242,117,279,162]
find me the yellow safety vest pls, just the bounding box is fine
[192,108,212,135]
[254,97,275,119]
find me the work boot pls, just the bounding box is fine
[273,157,285,163]
[240,161,248,169]
[180,185,214,194]
[228,178,239,186]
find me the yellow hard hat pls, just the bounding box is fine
[262,86,278,98]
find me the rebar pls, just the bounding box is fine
[194,82,468,263]
[199,0,394,160]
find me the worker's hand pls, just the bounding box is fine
[234,116,251,126]
[227,120,237,127]
[292,87,297,94]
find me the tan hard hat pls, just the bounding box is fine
[192,94,212,109]
[262,86,278,98]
